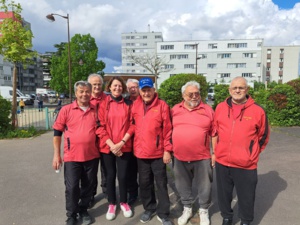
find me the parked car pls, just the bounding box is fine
[207,87,215,100]
[59,93,69,99]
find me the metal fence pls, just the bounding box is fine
[16,107,56,130]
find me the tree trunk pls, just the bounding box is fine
[11,63,18,129]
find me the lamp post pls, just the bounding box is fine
[46,13,72,103]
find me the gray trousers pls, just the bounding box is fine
[174,157,213,209]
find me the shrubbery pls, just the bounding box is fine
[158,73,208,107]
[0,96,12,133]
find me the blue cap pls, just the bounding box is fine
[139,77,154,89]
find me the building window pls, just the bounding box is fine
[242,73,252,77]
[217,53,231,58]
[155,35,162,39]
[126,36,130,39]
[161,45,174,50]
[280,49,284,54]
[227,63,246,68]
[4,76,12,81]
[279,67,283,71]
[0,66,3,70]
[184,64,194,69]
[199,54,207,59]
[184,44,197,49]
[164,64,174,69]
[170,54,188,59]
[142,36,147,39]
[279,58,284,62]
[267,59,271,63]
[267,49,271,54]
[243,53,256,58]
[219,73,231,78]
[208,43,218,49]
[207,64,217,69]
[257,63,261,67]
[257,42,262,47]
[228,43,247,48]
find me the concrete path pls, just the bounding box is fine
[0,127,299,225]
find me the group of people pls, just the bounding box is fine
[52,75,270,225]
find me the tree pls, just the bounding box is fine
[50,33,105,94]
[0,0,37,128]
[158,73,208,108]
[124,50,171,89]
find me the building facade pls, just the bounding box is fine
[262,46,300,84]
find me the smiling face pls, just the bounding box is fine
[109,79,123,97]
[89,76,103,97]
[229,77,249,104]
[75,85,91,107]
[127,81,139,99]
[183,85,201,109]
[139,87,155,104]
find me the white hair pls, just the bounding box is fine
[88,73,103,84]
[181,81,200,94]
[126,78,139,87]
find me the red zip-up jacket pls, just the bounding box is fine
[213,96,270,170]
[131,93,173,159]
[96,95,134,154]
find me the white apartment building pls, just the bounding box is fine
[121,31,163,73]
[262,46,300,83]
[157,39,264,87]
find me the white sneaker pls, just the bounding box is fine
[199,208,210,225]
[178,206,192,225]
[120,202,133,218]
[106,204,116,220]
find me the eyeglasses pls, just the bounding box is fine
[128,86,138,90]
[184,92,200,98]
[230,86,247,91]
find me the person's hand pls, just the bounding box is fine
[163,151,172,164]
[52,155,63,170]
[110,142,124,157]
[211,153,216,168]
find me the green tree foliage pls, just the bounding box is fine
[50,33,105,93]
[0,96,12,133]
[0,0,37,128]
[266,84,300,126]
[158,73,208,108]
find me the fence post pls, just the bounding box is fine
[45,107,49,130]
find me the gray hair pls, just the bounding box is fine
[87,73,103,84]
[230,76,248,87]
[126,78,139,87]
[181,81,200,94]
[74,80,92,93]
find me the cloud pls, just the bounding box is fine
[14,0,300,72]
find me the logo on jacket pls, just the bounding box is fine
[243,116,252,120]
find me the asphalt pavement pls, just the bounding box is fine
[0,127,300,225]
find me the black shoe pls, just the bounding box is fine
[157,216,174,225]
[222,218,233,225]
[66,217,77,225]
[140,210,156,223]
[79,211,93,225]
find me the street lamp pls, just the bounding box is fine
[46,13,72,103]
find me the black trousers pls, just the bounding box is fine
[64,158,99,218]
[127,152,139,197]
[92,156,107,196]
[216,162,257,224]
[101,152,131,204]
[137,158,170,219]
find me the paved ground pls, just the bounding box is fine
[0,127,300,225]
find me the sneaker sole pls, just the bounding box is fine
[140,212,156,223]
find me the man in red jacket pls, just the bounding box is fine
[52,81,100,225]
[131,77,173,225]
[172,81,214,225]
[212,77,270,225]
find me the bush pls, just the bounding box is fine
[158,74,208,107]
[0,96,12,133]
[266,84,300,126]
[0,126,43,139]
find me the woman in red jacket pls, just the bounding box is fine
[97,76,134,221]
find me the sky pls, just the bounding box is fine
[12,0,300,73]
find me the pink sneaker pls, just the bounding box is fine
[106,204,116,220]
[120,202,133,218]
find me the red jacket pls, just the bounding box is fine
[131,93,173,159]
[172,101,214,161]
[213,96,270,170]
[53,101,99,162]
[96,95,134,154]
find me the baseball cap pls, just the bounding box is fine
[139,77,154,89]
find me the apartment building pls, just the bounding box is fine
[157,39,264,87]
[121,30,163,73]
[262,46,300,83]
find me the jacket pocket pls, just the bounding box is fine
[156,135,160,148]
[67,137,70,150]
[249,140,254,155]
